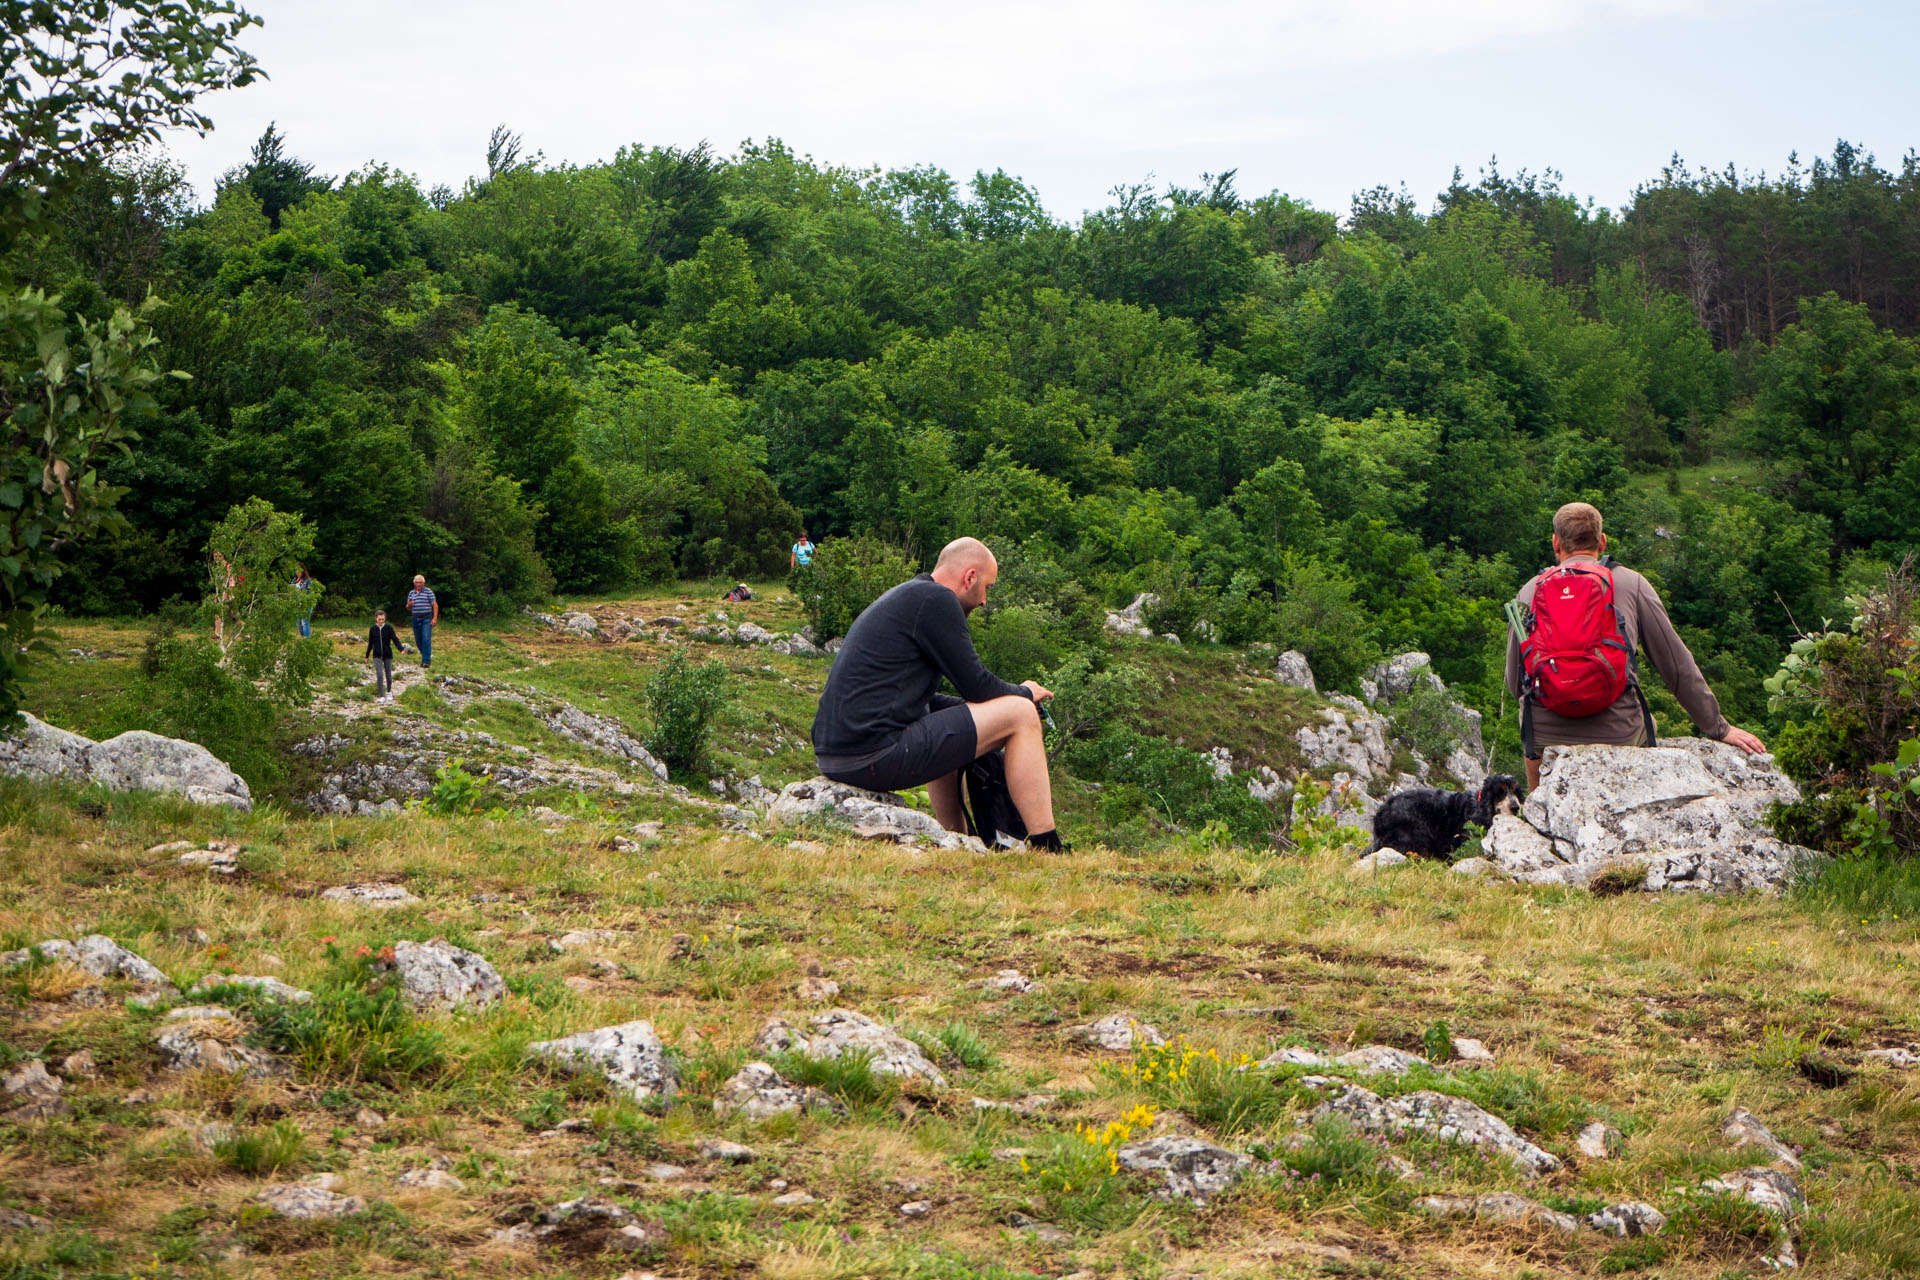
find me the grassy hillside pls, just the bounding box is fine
[1,588,1917,1279]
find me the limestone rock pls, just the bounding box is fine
[1312,1085,1559,1176]
[698,1138,757,1163]
[1273,650,1317,694]
[1246,765,1285,804]
[1724,1107,1801,1170]
[58,935,177,990]
[321,883,421,908]
[1105,593,1157,638]
[1863,1045,1919,1068]
[189,974,313,1003]
[0,1206,49,1230]
[759,1009,948,1088]
[58,1049,96,1079]
[550,929,618,953]
[969,969,1032,993]
[769,777,985,851]
[1114,1136,1251,1205]
[1334,1045,1427,1075]
[255,1184,365,1219]
[1295,708,1392,782]
[713,1062,846,1122]
[1364,653,1446,706]
[899,1199,933,1218]
[771,1190,818,1206]
[1066,1012,1165,1052]
[2,1060,66,1121]
[396,1168,465,1191]
[1347,849,1407,875]
[1255,1046,1331,1069]
[971,1094,1054,1116]
[1418,1191,1581,1235]
[1450,1037,1495,1066]
[154,1011,283,1078]
[1575,1121,1622,1159]
[392,938,504,1012]
[529,1020,678,1106]
[179,846,239,873]
[1483,741,1821,893]
[1587,1201,1667,1237]
[1294,771,1379,830]
[736,622,775,645]
[795,976,840,1003]
[1450,857,1501,878]
[534,702,669,781]
[561,611,599,637]
[0,714,252,810]
[1702,1167,1804,1220]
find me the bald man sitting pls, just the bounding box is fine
[811,537,1066,852]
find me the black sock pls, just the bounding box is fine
[1028,828,1068,853]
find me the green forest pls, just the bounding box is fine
[9,6,1920,778]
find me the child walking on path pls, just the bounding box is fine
[365,609,408,702]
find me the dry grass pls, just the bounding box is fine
[0,604,1917,1277]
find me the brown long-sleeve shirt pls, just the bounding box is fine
[1504,555,1730,747]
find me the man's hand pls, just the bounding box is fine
[1022,680,1054,704]
[1719,725,1767,755]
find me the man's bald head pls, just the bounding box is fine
[930,537,998,613]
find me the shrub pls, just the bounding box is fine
[970,603,1078,682]
[1387,680,1472,763]
[1066,728,1277,843]
[1275,555,1379,693]
[242,975,446,1086]
[108,633,285,789]
[214,1119,307,1175]
[421,758,489,816]
[795,536,915,642]
[644,649,732,774]
[1766,559,1920,857]
[1040,654,1157,752]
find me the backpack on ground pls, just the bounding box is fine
[1512,557,1655,754]
[963,750,1028,848]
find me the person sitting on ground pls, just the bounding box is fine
[1505,501,1766,791]
[811,536,1067,851]
[722,582,754,602]
[365,608,409,704]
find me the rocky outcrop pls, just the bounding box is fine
[1295,700,1393,782]
[529,1020,679,1106]
[1115,1136,1251,1204]
[1312,1085,1559,1176]
[1479,739,1822,893]
[0,714,251,810]
[255,1183,366,1219]
[154,1007,284,1077]
[391,939,504,1012]
[0,935,177,994]
[2,1060,67,1121]
[754,1009,948,1088]
[1273,650,1317,694]
[1065,1013,1165,1052]
[769,777,985,851]
[1105,592,1157,638]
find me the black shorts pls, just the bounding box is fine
[821,703,979,793]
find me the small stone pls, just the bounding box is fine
[58,1049,97,1079]
[971,968,1034,993]
[549,929,618,953]
[1587,1201,1667,1237]
[796,976,840,1003]
[713,1061,845,1122]
[0,1206,50,1231]
[1065,1012,1165,1051]
[1449,1037,1495,1065]
[2,1060,67,1121]
[1334,1045,1427,1075]
[396,1168,464,1191]
[1702,1167,1804,1220]
[1724,1107,1802,1170]
[698,1138,757,1163]
[319,883,421,907]
[899,1199,933,1218]
[1864,1045,1920,1069]
[1419,1191,1582,1235]
[353,1108,385,1128]
[529,1020,678,1106]
[970,1094,1053,1117]
[392,938,505,1012]
[1450,857,1500,878]
[771,1191,818,1206]
[1255,1046,1332,1069]
[1114,1136,1252,1205]
[1347,849,1409,874]
[1576,1121,1622,1160]
[254,1184,366,1220]
[147,841,196,855]
[189,973,313,1003]
[641,1162,687,1181]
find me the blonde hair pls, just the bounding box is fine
[1553,502,1604,552]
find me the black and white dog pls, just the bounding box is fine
[1369,775,1522,859]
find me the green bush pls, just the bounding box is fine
[794,536,916,642]
[241,971,446,1086]
[1387,680,1472,763]
[1066,728,1277,843]
[1275,555,1379,693]
[644,649,732,774]
[108,633,286,789]
[214,1119,307,1175]
[970,603,1078,682]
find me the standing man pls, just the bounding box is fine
[407,574,438,670]
[811,537,1067,851]
[1505,502,1766,791]
[790,530,814,571]
[292,563,315,638]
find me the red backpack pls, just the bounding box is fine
[1517,559,1634,717]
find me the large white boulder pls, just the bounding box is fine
[770,777,984,851]
[1481,739,1821,893]
[529,1019,679,1106]
[1295,703,1393,783]
[0,714,251,811]
[1273,650,1317,694]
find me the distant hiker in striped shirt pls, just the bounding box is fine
[407,574,438,669]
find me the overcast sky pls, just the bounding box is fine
[165,0,1918,221]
